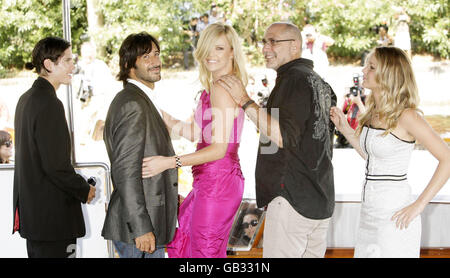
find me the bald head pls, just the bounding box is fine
[267,22,302,56]
[271,22,302,41]
[263,22,303,70]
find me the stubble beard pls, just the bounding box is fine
[135,65,161,84]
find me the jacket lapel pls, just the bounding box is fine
[124,82,172,144]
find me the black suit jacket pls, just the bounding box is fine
[102,82,178,245]
[13,77,90,241]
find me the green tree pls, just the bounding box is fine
[219,0,307,65]
[302,0,449,59]
[0,0,448,76]
[97,0,210,67]
[0,0,87,76]
[405,0,449,57]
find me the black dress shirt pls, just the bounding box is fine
[255,58,337,219]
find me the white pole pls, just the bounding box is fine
[62,0,76,164]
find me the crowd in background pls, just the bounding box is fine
[183,3,233,70]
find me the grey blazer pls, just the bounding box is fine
[101,82,178,246]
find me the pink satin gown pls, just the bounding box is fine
[167,90,245,258]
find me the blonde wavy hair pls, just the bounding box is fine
[356,46,421,136]
[194,22,248,92]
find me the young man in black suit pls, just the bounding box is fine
[13,37,96,258]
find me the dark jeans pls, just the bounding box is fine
[26,239,76,258]
[113,240,165,258]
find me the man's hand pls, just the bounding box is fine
[216,75,250,106]
[86,185,96,204]
[178,194,185,207]
[135,232,156,253]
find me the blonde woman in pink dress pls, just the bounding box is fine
[141,23,248,258]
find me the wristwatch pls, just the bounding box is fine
[241,99,255,111]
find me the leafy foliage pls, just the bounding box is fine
[306,0,449,58]
[0,0,87,76]
[0,0,448,76]
[97,0,210,66]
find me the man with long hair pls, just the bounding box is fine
[101,32,178,258]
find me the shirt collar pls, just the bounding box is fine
[276,58,314,75]
[127,78,156,96]
[127,78,162,117]
[34,76,57,96]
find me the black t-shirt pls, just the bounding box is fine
[255,58,336,219]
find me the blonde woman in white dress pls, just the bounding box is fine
[330,46,450,258]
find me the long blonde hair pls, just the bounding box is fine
[356,47,421,136]
[194,23,248,92]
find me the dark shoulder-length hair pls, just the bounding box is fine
[117,32,160,86]
[25,37,71,75]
